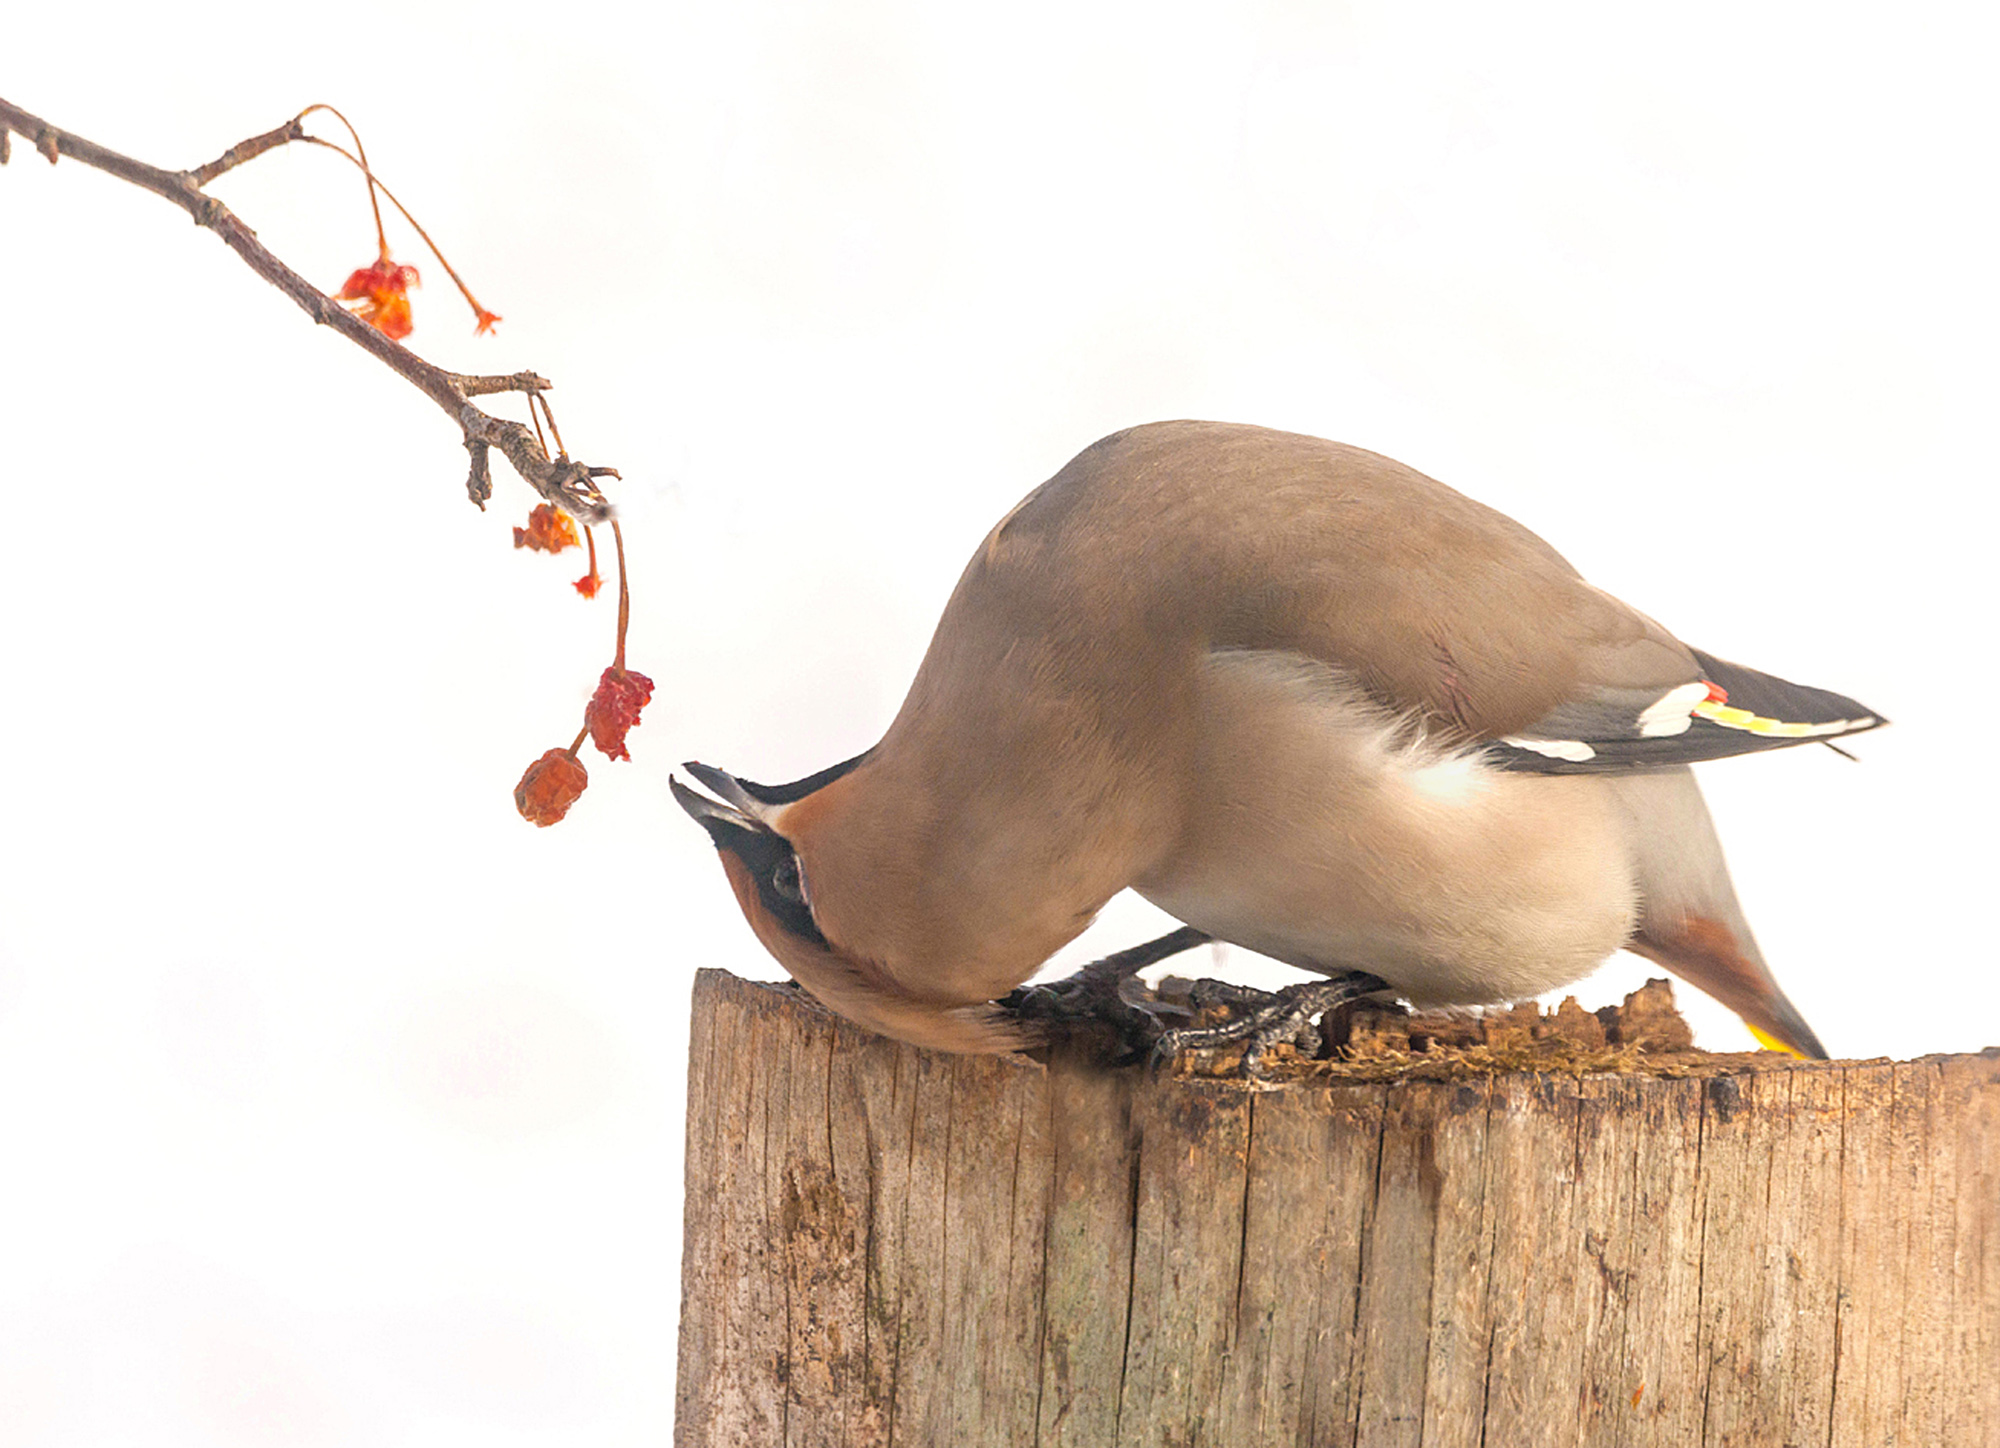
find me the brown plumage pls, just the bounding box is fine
[677,421,1883,1056]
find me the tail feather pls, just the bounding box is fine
[1627,918,1828,1059]
[1605,768,1830,1059]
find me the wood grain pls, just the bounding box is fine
[677,971,2000,1447]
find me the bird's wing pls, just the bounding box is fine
[1490,648,1886,774]
[1079,424,1888,774]
[964,422,1887,776]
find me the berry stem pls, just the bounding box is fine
[611,518,631,672]
[533,391,569,457]
[294,125,501,330]
[296,104,387,262]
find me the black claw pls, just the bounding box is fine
[1150,972,1392,1076]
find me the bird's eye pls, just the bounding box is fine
[771,853,807,905]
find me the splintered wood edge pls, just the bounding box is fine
[687,969,1998,1088]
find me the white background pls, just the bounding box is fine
[4,3,1992,1441]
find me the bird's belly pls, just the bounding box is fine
[1133,650,1640,1007]
[1136,850,1631,1008]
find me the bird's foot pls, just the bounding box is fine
[1151,972,1391,1078]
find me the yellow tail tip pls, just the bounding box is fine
[1747,1023,1808,1058]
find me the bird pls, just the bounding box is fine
[674,421,1883,1064]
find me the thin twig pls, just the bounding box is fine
[0,94,611,523]
[188,118,307,186]
[455,371,552,397]
[464,437,494,509]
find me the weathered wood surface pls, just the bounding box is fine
[677,970,2000,1447]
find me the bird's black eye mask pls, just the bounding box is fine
[690,812,827,950]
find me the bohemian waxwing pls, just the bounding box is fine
[675,421,1882,1061]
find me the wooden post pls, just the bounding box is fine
[676,970,2000,1447]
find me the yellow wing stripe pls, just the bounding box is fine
[1693,698,1875,739]
[1698,703,1758,727]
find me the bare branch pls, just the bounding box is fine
[0,95,613,524]
[455,371,554,397]
[464,438,494,509]
[188,118,306,186]
[464,413,613,520]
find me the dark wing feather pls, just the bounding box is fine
[1491,649,1885,775]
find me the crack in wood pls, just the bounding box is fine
[675,973,1998,1447]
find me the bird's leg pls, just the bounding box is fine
[1052,925,1213,1001]
[1004,926,1211,1047]
[1153,971,1391,1078]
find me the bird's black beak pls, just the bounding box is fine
[681,760,770,818]
[671,772,762,844]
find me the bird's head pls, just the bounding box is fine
[671,758,1029,1054]
[672,759,825,959]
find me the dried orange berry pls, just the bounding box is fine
[335,256,420,340]
[513,503,580,554]
[515,747,588,826]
